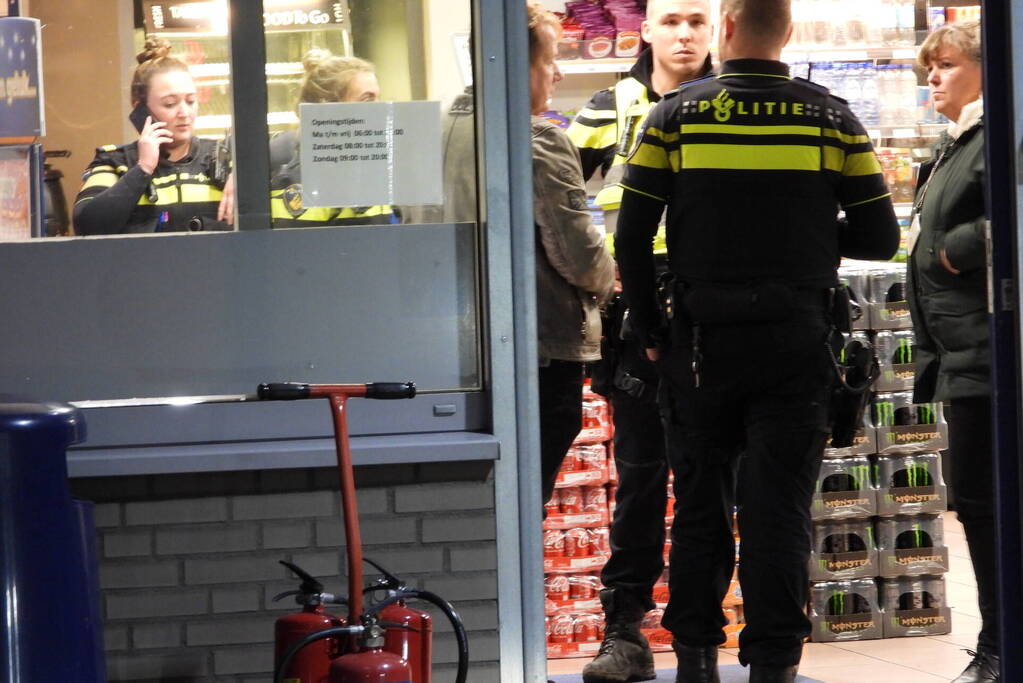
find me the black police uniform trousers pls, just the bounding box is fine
[947,396,1000,655]
[657,298,833,668]
[600,338,669,610]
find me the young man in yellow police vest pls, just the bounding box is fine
[566,2,713,681]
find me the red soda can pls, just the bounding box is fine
[545,488,561,515]
[564,527,591,557]
[544,529,565,558]
[577,443,606,470]
[583,486,607,512]
[560,486,583,514]
[569,573,599,600]
[545,615,552,642]
[574,614,602,642]
[641,608,664,630]
[550,613,575,643]
[545,574,570,601]
[561,447,581,473]
[590,527,611,555]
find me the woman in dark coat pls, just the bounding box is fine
[907,21,996,683]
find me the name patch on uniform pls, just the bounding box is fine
[682,90,823,120]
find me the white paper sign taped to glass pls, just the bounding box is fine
[299,101,442,207]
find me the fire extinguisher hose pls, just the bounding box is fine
[377,589,469,683]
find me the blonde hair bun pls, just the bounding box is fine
[137,37,173,65]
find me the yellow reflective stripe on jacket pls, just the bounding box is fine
[269,193,337,221]
[823,128,871,145]
[81,170,119,191]
[566,108,618,151]
[605,224,668,256]
[682,144,820,171]
[137,183,223,206]
[337,205,390,218]
[629,139,679,172]
[594,78,656,211]
[843,151,883,176]
[681,123,821,137]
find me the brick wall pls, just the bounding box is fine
[70,461,500,682]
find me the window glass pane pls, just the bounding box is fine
[17,1,236,238]
[0,0,480,400]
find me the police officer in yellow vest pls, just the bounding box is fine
[616,1,899,681]
[566,2,712,681]
[74,39,231,235]
[268,50,396,229]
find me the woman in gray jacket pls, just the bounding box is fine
[907,21,996,683]
[528,2,615,507]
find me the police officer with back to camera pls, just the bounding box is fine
[615,0,899,681]
[565,1,713,681]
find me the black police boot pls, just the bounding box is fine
[952,649,1000,682]
[581,589,656,683]
[672,640,720,683]
[748,664,798,682]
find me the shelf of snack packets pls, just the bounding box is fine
[807,262,952,643]
[545,384,745,659]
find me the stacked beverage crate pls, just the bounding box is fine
[544,384,615,658]
[808,262,953,642]
[545,384,745,658]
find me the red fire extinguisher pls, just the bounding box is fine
[331,623,412,682]
[274,561,347,683]
[260,382,468,683]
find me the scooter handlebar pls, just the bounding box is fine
[257,382,310,400]
[365,382,416,400]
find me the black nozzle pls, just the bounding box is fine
[258,383,311,400]
[279,560,324,595]
[365,382,416,400]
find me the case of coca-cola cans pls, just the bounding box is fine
[577,385,613,444]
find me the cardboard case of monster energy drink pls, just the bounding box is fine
[880,576,952,637]
[812,455,878,521]
[872,392,948,454]
[876,514,950,578]
[809,579,884,642]
[809,519,879,581]
[874,329,917,392]
[867,265,913,331]
[875,452,948,517]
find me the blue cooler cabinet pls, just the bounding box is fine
[0,399,105,683]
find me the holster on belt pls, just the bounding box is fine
[828,337,879,448]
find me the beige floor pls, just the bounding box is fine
[548,511,977,682]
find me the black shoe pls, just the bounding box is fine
[582,589,656,683]
[748,664,798,682]
[672,640,720,683]
[953,649,1000,682]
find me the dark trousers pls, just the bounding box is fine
[947,396,1000,654]
[657,308,832,668]
[599,346,668,609]
[539,360,584,507]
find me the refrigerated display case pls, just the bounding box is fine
[138,0,353,138]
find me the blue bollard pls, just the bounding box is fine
[0,398,105,683]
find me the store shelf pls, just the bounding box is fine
[783,46,920,62]
[557,57,634,74]
[557,45,920,76]
[187,61,305,79]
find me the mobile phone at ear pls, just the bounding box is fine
[129,104,152,133]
